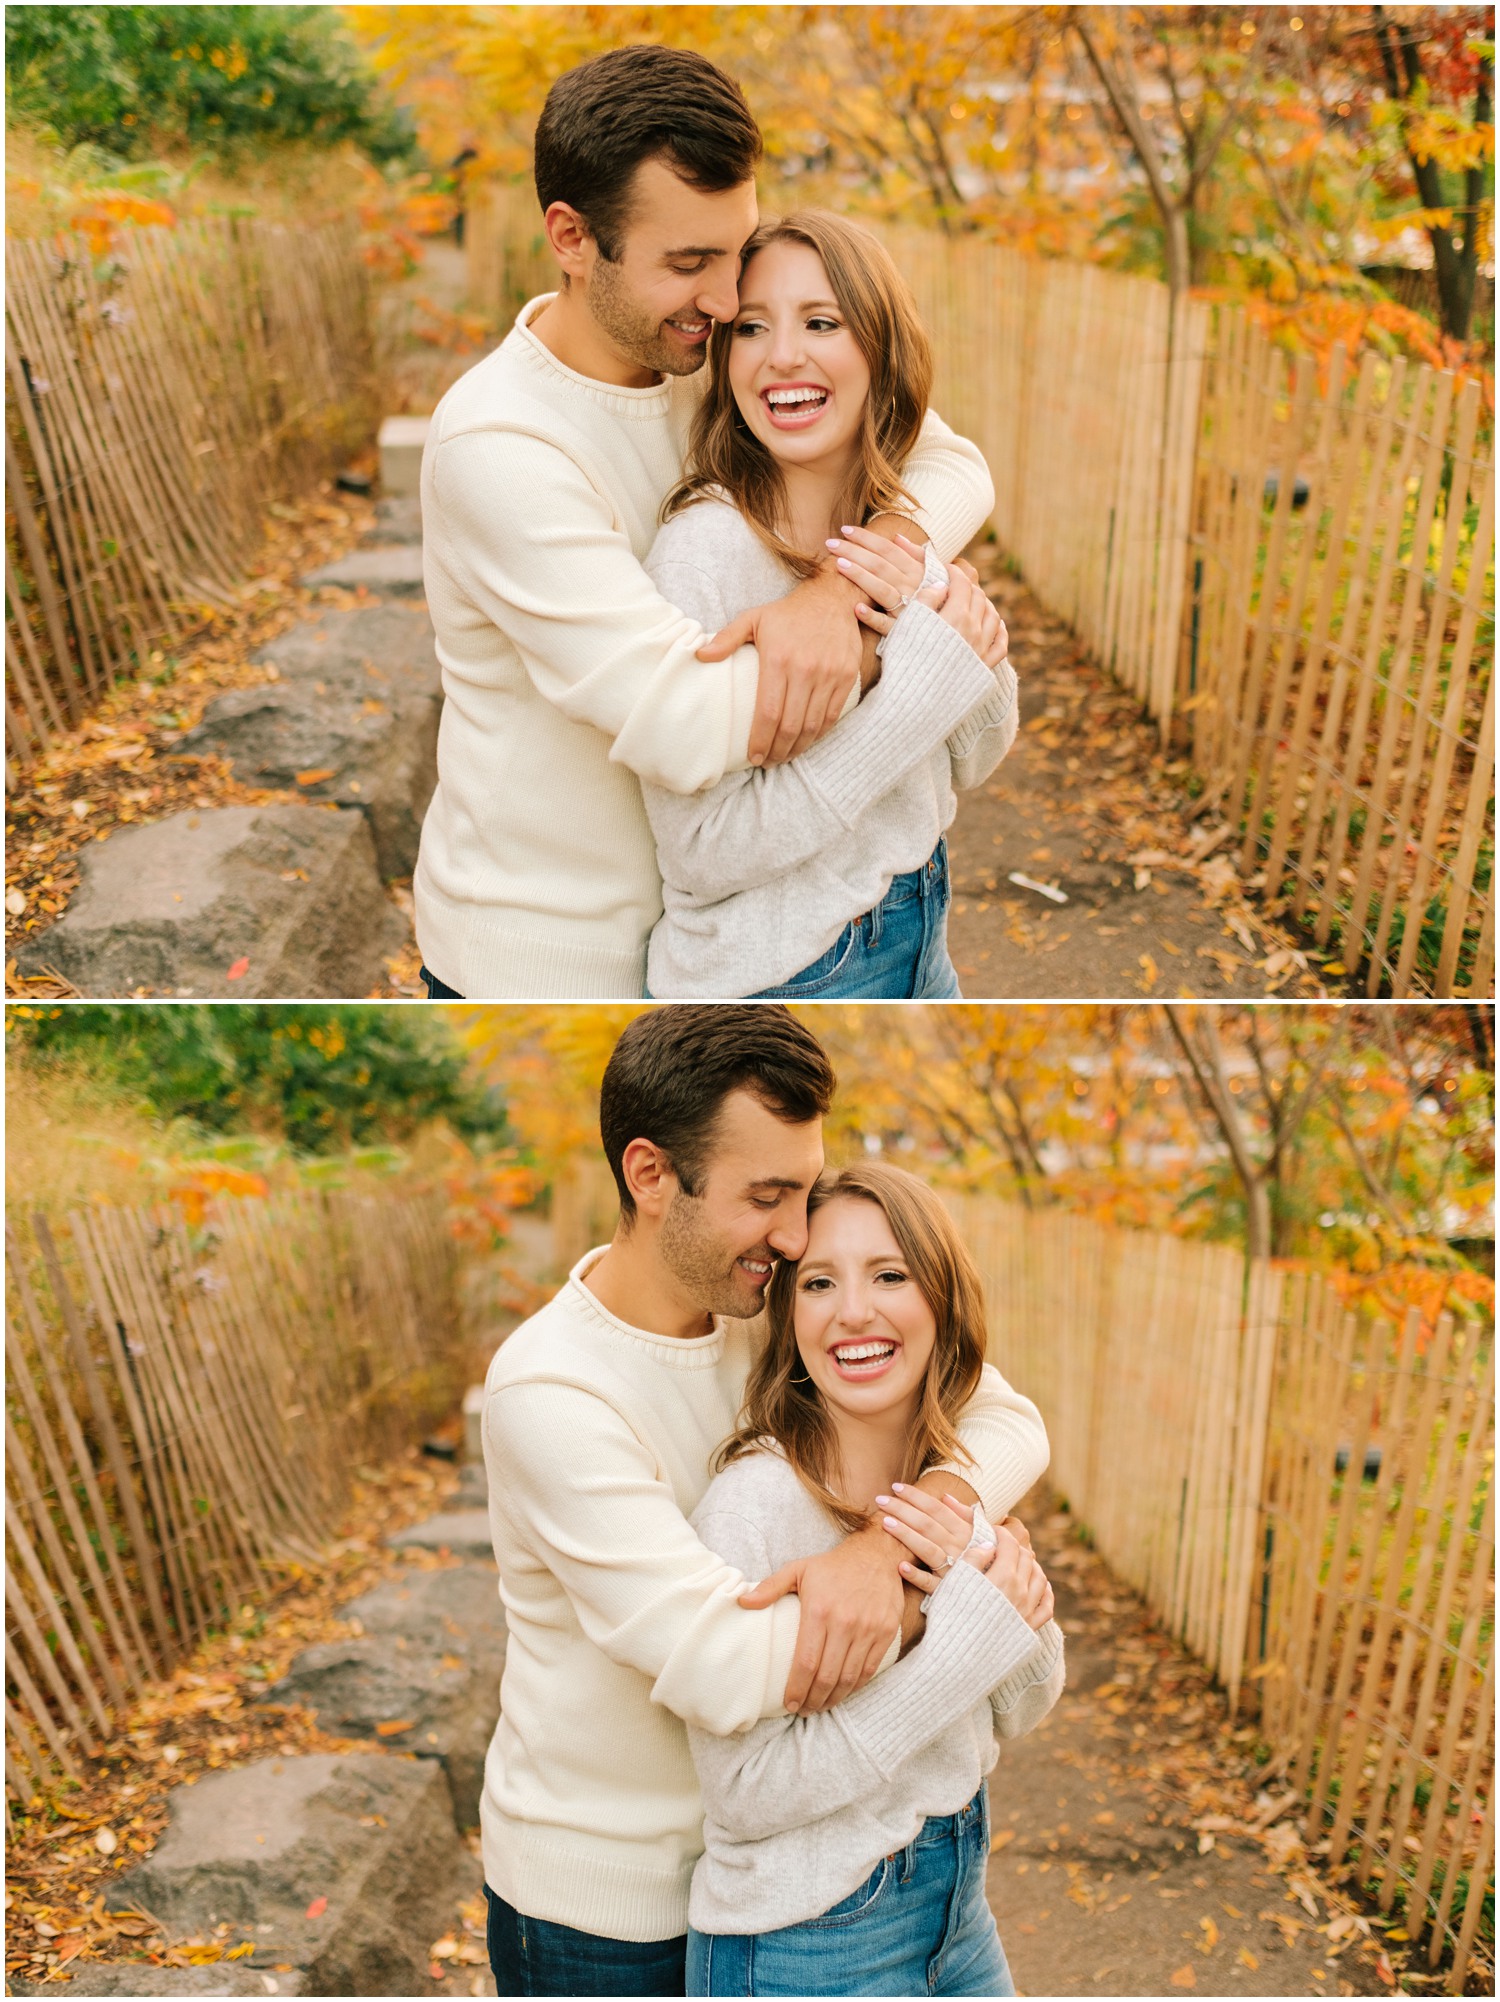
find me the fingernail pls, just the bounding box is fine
[841,525,856,534]
[883,1516,900,1531]
[825,538,843,549]
[890,1482,905,1492]
[875,1494,892,1506]
[835,557,852,570]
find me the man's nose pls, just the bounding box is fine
[768,1213,808,1262]
[698,267,740,328]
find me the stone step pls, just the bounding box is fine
[378,415,430,497]
[301,545,426,597]
[252,604,439,700]
[388,1511,493,1561]
[12,806,407,999]
[177,682,438,880]
[104,1754,477,1997]
[9,1966,302,1997]
[259,1563,505,1828]
[369,496,424,546]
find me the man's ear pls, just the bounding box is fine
[620,1137,678,1220]
[542,200,593,282]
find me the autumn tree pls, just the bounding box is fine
[1367,4,1494,341]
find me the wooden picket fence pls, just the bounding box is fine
[953,1194,1494,1991]
[3,1188,460,1805]
[4,216,378,776]
[463,187,1494,998]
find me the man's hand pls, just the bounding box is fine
[736,1521,903,1713]
[696,561,863,766]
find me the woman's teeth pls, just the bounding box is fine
[765,387,828,409]
[831,1341,897,1372]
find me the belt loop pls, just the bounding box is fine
[899,1838,917,1884]
[867,896,883,950]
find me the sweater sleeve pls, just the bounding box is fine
[641,602,997,904]
[687,1556,1040,1843]
[426,427,758,794]
[948,657,1020,791]
[990,1619,1065,1739]
[903,408,997,560]
[941,1363,1051,1520]
[484,1381,800,1736]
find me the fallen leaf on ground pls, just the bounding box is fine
[1170,1965,1196,1987]
[374,1718,415,1737]
[306,1896,328,1920]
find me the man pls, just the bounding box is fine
[479,1006,1049,1995]
[414,44,997,1000]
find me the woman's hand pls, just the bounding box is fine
[825,526,943,638]
[985,1527,1055,1631]
[875,1484,987,1588]
[935,559,1008,672]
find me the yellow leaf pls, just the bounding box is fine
[1200,1916,1219,1953]
[990,1828,1016,1851]
[1237,1946,1260,1970]
[1170,1965,1196,1988]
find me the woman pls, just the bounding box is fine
[642,212,1018,1001]
[685,1164,1064,1998]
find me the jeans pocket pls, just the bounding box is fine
[797,1856,895,1929]
[753,921,859,999]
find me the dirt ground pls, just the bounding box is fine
[948,550,1333,1001]
[989,1494,1403,1998]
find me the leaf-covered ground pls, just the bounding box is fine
[5,479,423,1002]
[948,549,1336,1000]
[989,1493,1458,1997]
[2,1452,476,1990]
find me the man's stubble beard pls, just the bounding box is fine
[658,1189,772,1320]
[586,252,708,380]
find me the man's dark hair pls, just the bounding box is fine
[601,1006,834,1221]
[534,44,762,262]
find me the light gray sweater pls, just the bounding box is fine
[686,1447,1066,1936]
[642,500,1019,998]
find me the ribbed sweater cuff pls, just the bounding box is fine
[991,1616,1063,1707]
[811,605,996,826]
[852,1563,1039,1777]
[948,660,1018,757]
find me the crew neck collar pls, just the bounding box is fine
[568,1246,727,1362]
[513,294,674,406]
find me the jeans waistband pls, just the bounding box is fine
[866,838,948,920]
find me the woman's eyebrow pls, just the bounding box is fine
[733,297,841,316]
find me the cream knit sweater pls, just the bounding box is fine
[479,1249,1050,1942]
[413,296,996,999]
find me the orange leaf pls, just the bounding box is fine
[55,1936,86,1965]
[294,768,336,786]
[306,1896,328,1920]
[375,1718,416,1737]
[226,957,250,980]
[1170,1968,1196,1989]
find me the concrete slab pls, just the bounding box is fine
[388,1511,494,1560]
[301,545,426,597]
[107,1754,476,1997]
[379,415,430,496]
[8,1966,304,1996]
[12,806,406,999]
[370,496,424,546]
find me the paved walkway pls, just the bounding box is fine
[989,1495,1389,1997]
[948,549,1329,999]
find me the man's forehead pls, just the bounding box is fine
[707,1089,823,1180]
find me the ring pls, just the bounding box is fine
[940,1553,955,1571]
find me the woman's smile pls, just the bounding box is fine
[794,1195,938,1421]
[761,381,833,428]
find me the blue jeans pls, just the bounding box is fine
[688,1788,1012,1997]
[485,1887,686,1996]
[748,840,961,1001]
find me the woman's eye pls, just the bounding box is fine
[799,1274,833,1293]
[807,315,841,333]
[875,1268,908,1286]
[733,318,767,337]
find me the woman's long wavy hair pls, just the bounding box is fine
[717,1163,987,1533]
[661,211,934,579]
